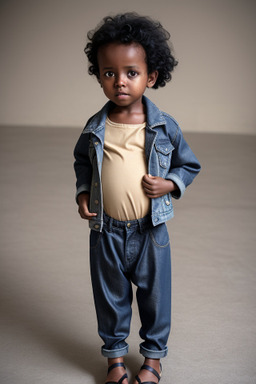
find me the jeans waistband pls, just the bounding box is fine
[103,212,152,233]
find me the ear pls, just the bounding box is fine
[147,71,158,88]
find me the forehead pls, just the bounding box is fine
[97,42,147,67]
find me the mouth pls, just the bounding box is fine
[115,92,129,97]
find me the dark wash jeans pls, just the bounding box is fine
[90,212,171,359]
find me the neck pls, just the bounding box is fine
[108,101,146,124]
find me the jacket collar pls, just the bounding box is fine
[85,95,166,133]
[142,96,166,128]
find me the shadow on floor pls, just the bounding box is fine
[0,277,106,383]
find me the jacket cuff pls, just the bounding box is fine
[166,173,186,199]
[76,184,91,204]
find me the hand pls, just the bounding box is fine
[142,174,178,198]
[77,193,97,220]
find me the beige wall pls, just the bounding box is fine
[0,0,255,133]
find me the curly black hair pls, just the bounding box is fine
[84,13,178,89]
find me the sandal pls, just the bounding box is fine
[105,362,128,384]
[135,363,162,384]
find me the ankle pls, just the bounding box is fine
[108,357,125,367]
[144,358,160,372]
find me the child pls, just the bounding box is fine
[74,13,200,384]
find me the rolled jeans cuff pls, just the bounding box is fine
[139,344,168,359]
[101,344,129,358]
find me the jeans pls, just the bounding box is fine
[89,212,172,359]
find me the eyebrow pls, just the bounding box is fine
[102,65,139,70]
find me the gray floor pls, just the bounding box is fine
[0,126,255,384]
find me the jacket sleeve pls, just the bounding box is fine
[73,131,92,203]
[166,126,201,199]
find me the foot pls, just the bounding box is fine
[133,358,161,384]
[105,357,128,384]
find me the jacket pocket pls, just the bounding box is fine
[155,140,174,169]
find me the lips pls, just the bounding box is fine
[116,92,128,96]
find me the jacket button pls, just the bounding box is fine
[95,141,99,145]
[165,200,170,206]
[94,182,98,187]
[95,200,99,205]
[94,224,100,229]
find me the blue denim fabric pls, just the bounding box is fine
[90,213,171,359]
[74,96,201,232]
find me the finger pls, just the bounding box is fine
[145,192,162,198]
[82,214,97,220]
[143,184,158,195]
[143,173,154,180]
[142,178,155,189]
[142,178,159,190]
[142,180,152,190]
[145,176,158,186]
[142,185,154,194]
[142,174,152,182]
[78,207,97,220]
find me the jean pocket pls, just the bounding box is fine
[149,223,170,248]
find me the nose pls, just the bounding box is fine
[114,74,126,88]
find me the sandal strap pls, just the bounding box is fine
[105,372,128,384]
[118,373,128,384]
[141,364,161,381]
[107,362,126,373]
[135,363,162,384]
[135,375,142,384]
[135,375,158,384]
[106,363,128,384]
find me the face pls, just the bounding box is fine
[97,42,158,110]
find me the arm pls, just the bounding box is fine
[142,126,201,199]
[74,131,97,219]
[74,132,92,201]
[165,127,201,199]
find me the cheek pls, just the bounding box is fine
[100,80,110,91]
[101,84,113,98]
[134,79,149,92]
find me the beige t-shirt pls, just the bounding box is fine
[101,117,150,221]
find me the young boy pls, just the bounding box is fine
[74,13,201,384]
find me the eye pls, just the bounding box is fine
[128,70,138,78]
[104,71,115,77]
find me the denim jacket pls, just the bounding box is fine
[74,96,201,232]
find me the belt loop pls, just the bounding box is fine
[139,215,151,234]
[108,216,113,232]
[138,219,143,234]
